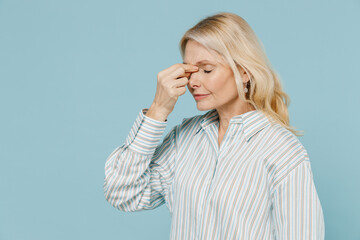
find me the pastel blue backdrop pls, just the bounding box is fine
[1,0,359,239]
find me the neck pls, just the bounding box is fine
[216,102,256,133]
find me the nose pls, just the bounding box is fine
[188,71,201,88]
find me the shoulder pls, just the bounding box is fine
[179,111,208,133]
[159,111,210,145]
[252,112,307,158]
[264,121,306,153]
[260,120,310,187]
[174,110,215,140]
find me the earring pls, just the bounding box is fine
[244,85,248,93]
[244,80,251,93]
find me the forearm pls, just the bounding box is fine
[103,107,175,212]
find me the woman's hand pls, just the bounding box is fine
[146,63,199,121]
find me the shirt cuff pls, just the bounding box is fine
[125,108,168,155]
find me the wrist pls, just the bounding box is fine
[145,105,169,122]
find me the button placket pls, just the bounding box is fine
[196,128,218,239]
[219,122,238,156]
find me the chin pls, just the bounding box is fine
[196,103,213,111]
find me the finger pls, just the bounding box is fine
[176,71,191,79]
[182,63,199,72]
[171,64,198,79]
[173,77,188,87]
[168,63,198,73]
[175,86,187,96]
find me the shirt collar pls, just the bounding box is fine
[194,108,272,142]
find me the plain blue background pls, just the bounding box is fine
[0,0,359,239]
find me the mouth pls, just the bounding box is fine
[194,94,210,100]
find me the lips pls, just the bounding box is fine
[193,94,210,100]
[194,94,210,96]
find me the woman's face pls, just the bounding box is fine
[183,40,246,111]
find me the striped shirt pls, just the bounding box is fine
[104,108,325,239]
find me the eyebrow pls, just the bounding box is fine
[182,60,215,66]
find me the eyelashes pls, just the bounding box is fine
[188,69,213,80]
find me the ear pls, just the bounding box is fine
[236,64,251,83]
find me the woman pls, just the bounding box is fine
[103,12,325,239]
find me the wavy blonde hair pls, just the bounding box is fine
[179,12,304,137]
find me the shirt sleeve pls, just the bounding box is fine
[103,108,177,212]
[271,157,325,239]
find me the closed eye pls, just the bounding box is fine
[188,69,212,80]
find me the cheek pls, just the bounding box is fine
[205,79,221,93]
[208,72,232,92]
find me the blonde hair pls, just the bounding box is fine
[179,12,304,137]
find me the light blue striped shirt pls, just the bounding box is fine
[104,108,325,239]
